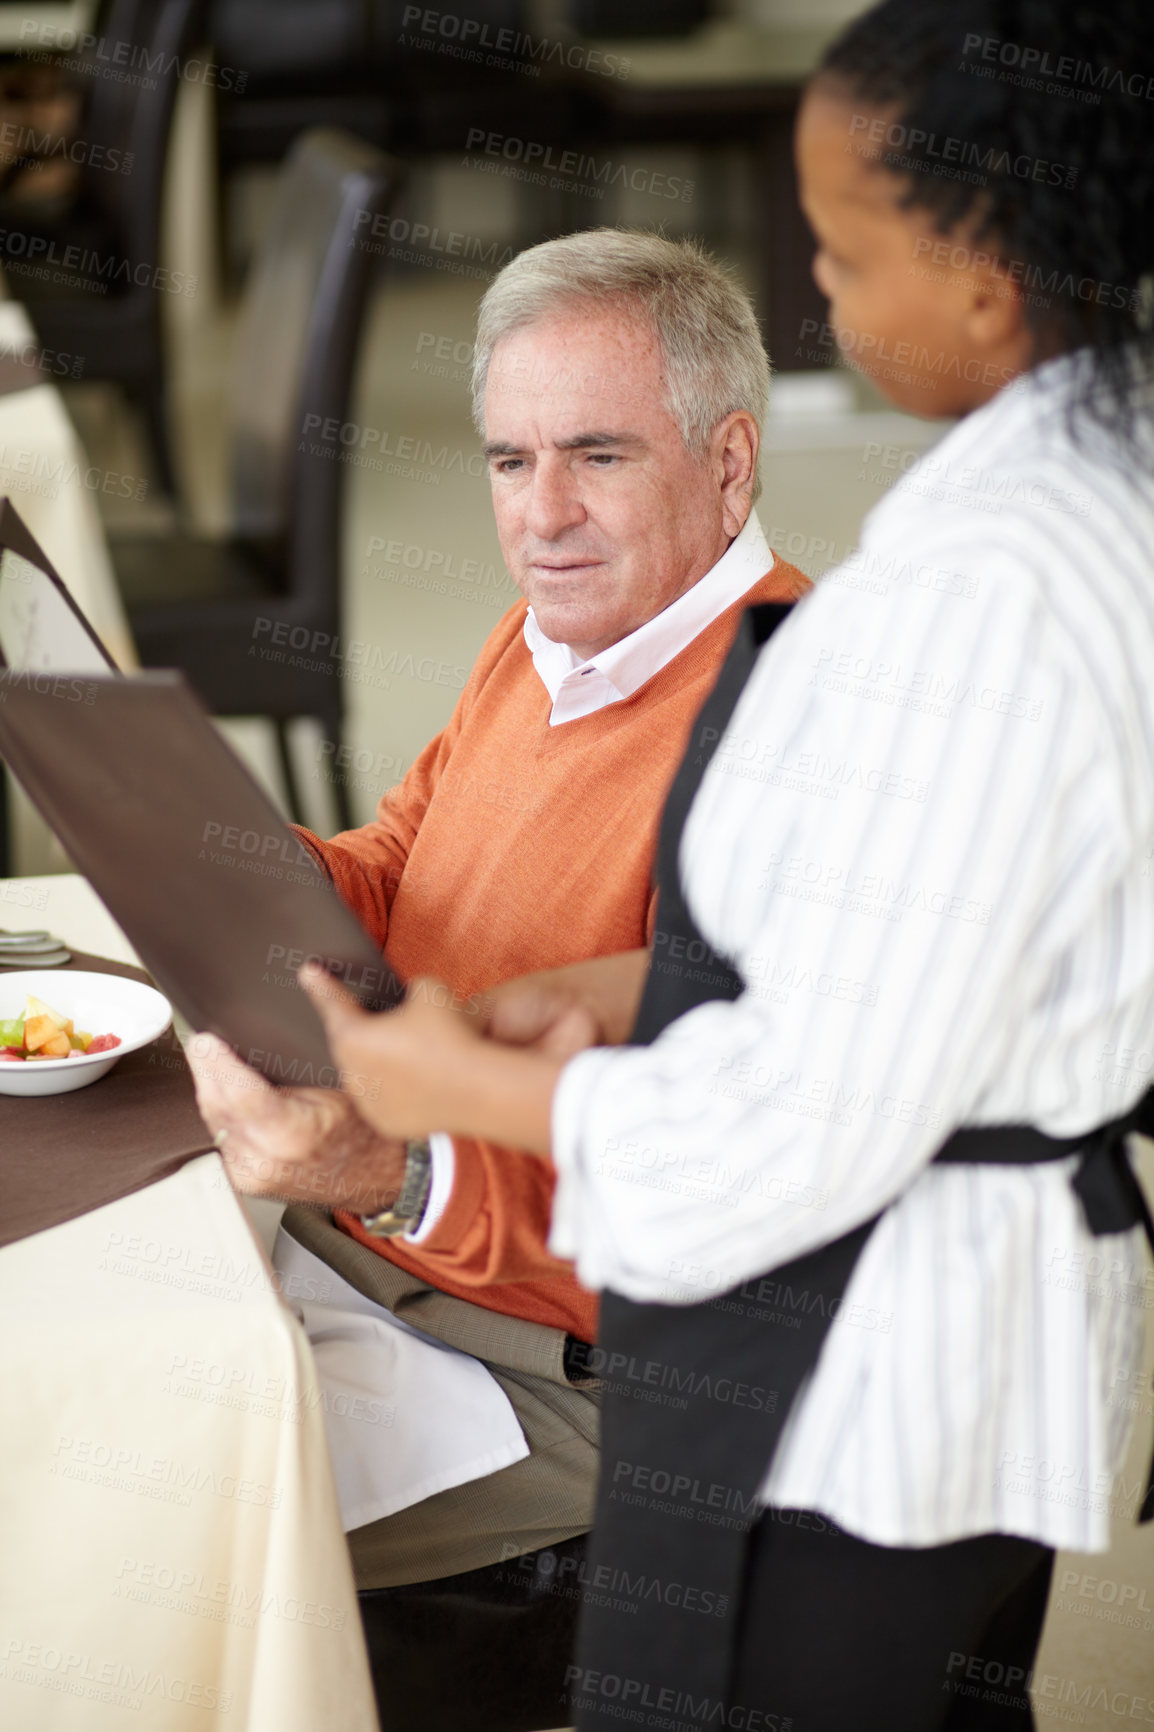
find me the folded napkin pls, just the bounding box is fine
[0,949,215,1248]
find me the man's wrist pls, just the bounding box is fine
[358,1138,433,1236]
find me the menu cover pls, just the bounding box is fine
[0,669,402,1083]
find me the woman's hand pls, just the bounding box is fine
[300,966,566,1155]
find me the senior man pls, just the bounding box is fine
[190,227,808,1729]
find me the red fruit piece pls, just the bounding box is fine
[86,1033,122,1054]
[0,1047,24,1061]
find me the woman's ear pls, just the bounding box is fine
[962,263,1030,358]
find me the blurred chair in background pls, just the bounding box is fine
[113,128,403,830]
[380,0,575,162]
[571,0,709,34]
[211,0,391,171]
[210,0,576,188]
[12,0,207,497]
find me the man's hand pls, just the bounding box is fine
[484,949,650,1051]
[186,1033,408,1213]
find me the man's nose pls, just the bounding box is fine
[524,458,586,540]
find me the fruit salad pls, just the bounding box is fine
[0,993,121,1061]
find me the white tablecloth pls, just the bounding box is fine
[0,877,380,1732]
[0,301,136,670]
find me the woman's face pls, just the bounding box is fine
[795,84,1033,418]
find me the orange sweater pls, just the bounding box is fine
[302,559,809,1342]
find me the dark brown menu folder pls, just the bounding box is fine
[0,669,402,1081]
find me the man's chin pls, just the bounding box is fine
[530,604,605,647]
[519,573,631,650]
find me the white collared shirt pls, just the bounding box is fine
[524,512,775,726]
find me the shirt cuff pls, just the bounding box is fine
[405,1132,455,1242]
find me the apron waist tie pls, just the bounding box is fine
[935,1100,1154,1519]
[937,1104,1154,1243]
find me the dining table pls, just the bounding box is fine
[0,872,380,1732]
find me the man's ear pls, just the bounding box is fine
[714,410,759,539]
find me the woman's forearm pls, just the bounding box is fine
[438,1040,564,1156]
[443,950,650,1151]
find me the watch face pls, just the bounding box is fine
[360,1210,409,1238]
[362,1140,432,1236]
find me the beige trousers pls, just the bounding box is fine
[281,1206,601,1591]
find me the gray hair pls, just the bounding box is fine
[472,229,769,494]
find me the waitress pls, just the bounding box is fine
[290,1,1154,1725]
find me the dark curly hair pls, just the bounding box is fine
[816,0,1154,436]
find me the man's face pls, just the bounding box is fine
[483,304,740,660]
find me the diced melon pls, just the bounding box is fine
[25,995,67,1031]
[40,1032,72,1058]
[22,1014,58,1051]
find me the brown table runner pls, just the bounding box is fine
[0,949,216,1248]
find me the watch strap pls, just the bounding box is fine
[358,1137,433,1237]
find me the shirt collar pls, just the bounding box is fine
[523,512,775,724]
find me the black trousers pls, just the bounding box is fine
[358,1514,1053,1732]
[731,1508,1055,1732]
[359,1534,587,1732]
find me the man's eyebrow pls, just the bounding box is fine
[483,431,645,459]
[555,431,645,451]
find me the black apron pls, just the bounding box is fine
[571,602,1154,1732]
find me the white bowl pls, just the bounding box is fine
[0,969,173,1097]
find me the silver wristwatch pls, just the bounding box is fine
[359,1138,433,1237]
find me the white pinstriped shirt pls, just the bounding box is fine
[549,352,1154,1552]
